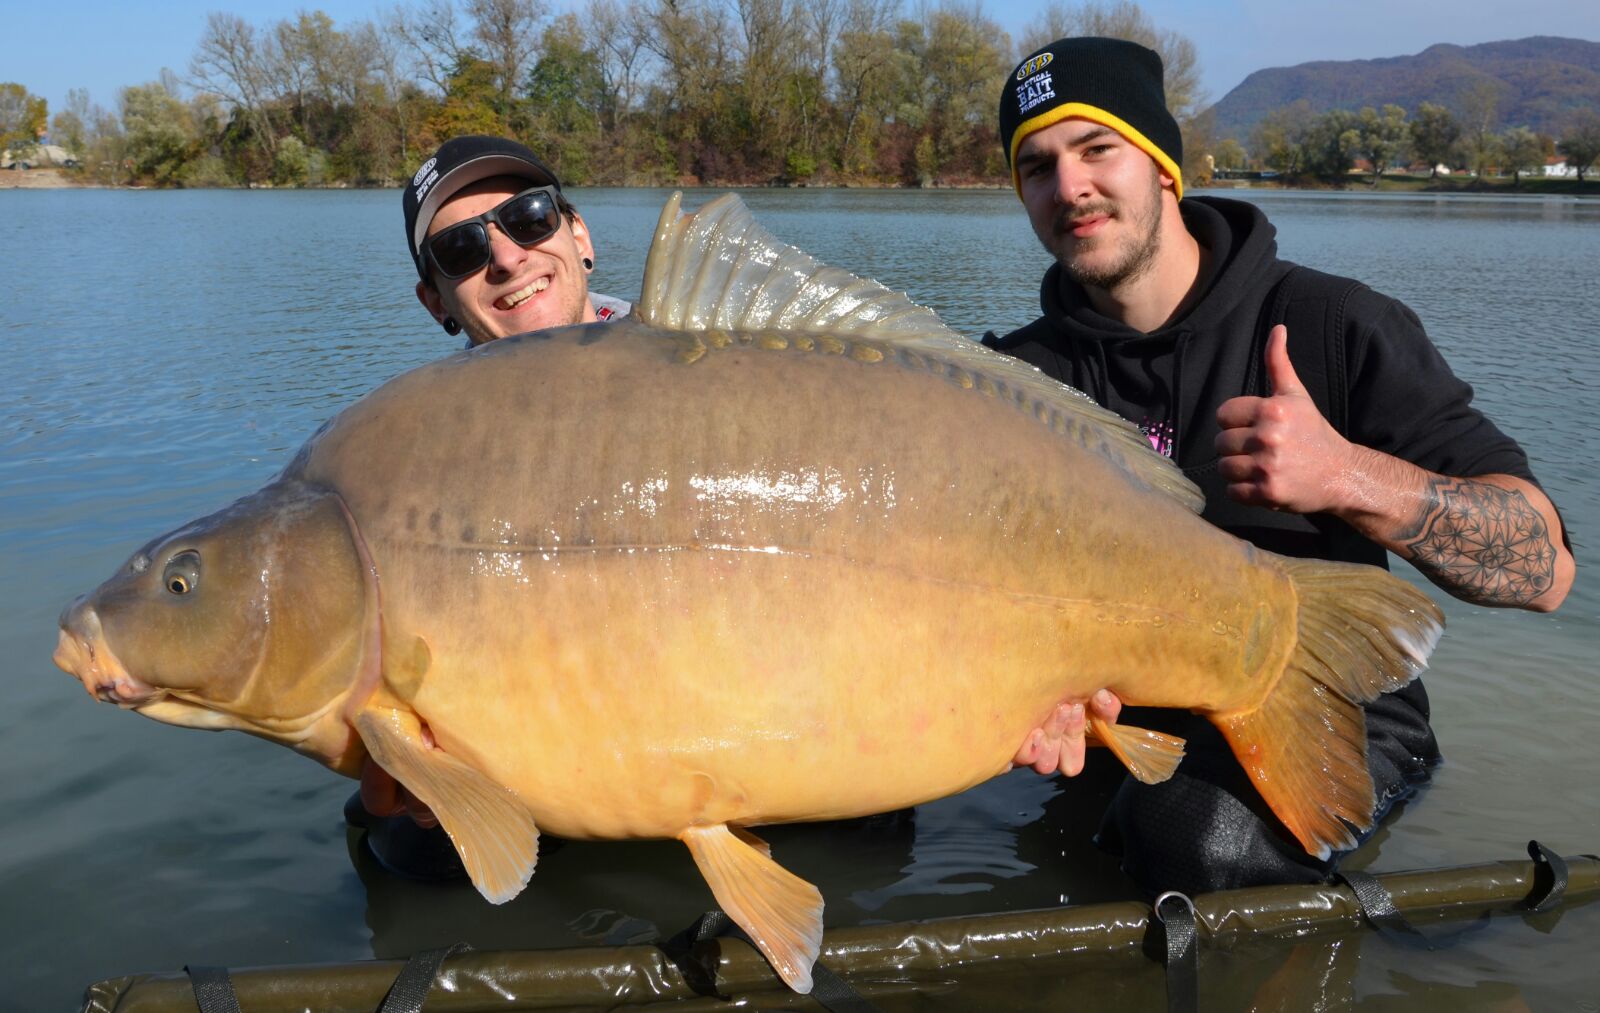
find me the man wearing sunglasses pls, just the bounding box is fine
[403,135,630,347]
[346,136,635,879]
[355,134,1122,882]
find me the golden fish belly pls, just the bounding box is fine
[303,325,1298,840]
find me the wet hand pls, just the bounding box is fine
[1012,689,1122,776]
[1215,324,1354,514]
[359,757,439,829]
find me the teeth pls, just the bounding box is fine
[501,277,550,309]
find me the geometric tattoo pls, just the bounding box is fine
[1399,477,1556,606]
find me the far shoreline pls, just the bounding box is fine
[4,166,1595,198]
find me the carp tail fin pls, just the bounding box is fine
[355,708,540,904]
[1217,559,1444,859]
[680,824,823,994]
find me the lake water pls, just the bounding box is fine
[2,186,1597,1010]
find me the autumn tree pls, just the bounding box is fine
[1557,110,1600,184]
[1211,136,1245,171]
[829,0,898,175]
[523,13,606,180]
[1020,1,1200,120]
[1251,100,1312,175]
[1499,126,1544,188]
[581,0,653,136]
[1300,107,1360,178]
[1408,102,1458,177]
[430,56,505,139]
[120,81,197,184]
[1455,80,1502,179]
[0,83,48,158]
[1353,104,1408,186]
[386,0,471,96]
[467,0,549,132]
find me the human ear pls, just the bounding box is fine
[415,279,449,326]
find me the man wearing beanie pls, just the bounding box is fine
[987,37,1572,894]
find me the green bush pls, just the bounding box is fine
[178,154,236,187]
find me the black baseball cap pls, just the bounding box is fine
[402,135,563,280]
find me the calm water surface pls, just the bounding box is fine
[2,187,1597,1009]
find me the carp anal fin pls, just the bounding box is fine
[1216,557,1445,860]
[638,191,1203,515]
[680,823,823,994]
[1089,717,1185,784]
[354,708,540,904]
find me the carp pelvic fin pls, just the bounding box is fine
[1217,558,1445,859]
[1089,717,1185,784]
[680,824,824,994]
[354,708,540,904]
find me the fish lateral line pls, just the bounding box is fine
[421,535,1190,623]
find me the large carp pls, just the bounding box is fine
[54,193,1443,993]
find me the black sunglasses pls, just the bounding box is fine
[424,185,564,280]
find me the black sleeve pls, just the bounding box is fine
[1343,291,1536,484]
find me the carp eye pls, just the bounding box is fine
[162,550,201,596]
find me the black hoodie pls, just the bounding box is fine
[987,195,1535,565]
[986,196,1550,794]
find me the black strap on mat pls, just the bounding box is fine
[375,942,471,1013]
[184,965,243,1013]
[663,909,880,1013]
[1337,867,1498,950]
[1517,839,1570,914]
[1152,891,1199,1013]
[1337,839,1579,948]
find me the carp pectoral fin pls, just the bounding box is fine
[1089,717,1186,784]
[680,824,823,994]
[354,708,539,904]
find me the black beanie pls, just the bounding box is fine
[999,37,1183,199]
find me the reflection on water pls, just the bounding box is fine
[1,187,1597,1009]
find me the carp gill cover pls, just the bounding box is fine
[53,193,1444,993]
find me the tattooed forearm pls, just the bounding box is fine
[1397,477,1557,606]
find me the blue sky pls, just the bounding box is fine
[9,0,1598,127]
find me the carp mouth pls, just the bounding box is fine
[52,606,162,708]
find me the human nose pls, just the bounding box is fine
[1052,157,1093,206]
[483,223,528,276]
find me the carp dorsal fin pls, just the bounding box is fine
[637,192,1203,514]
[354,707,540,904]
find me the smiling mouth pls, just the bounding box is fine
[498,276,550,310]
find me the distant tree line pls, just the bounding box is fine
[1223,85,1600,186]
[4,0,1224,190]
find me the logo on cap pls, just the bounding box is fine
[1017,71,1055,116]
[1016,52,1053,81]
[412,158,437,187]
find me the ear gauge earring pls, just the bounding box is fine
[582,257,594,271]
[443,317,461,336]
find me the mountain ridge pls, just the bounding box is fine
[1210,36,1600,142]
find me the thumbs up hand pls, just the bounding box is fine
[1214,325,1356,514]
